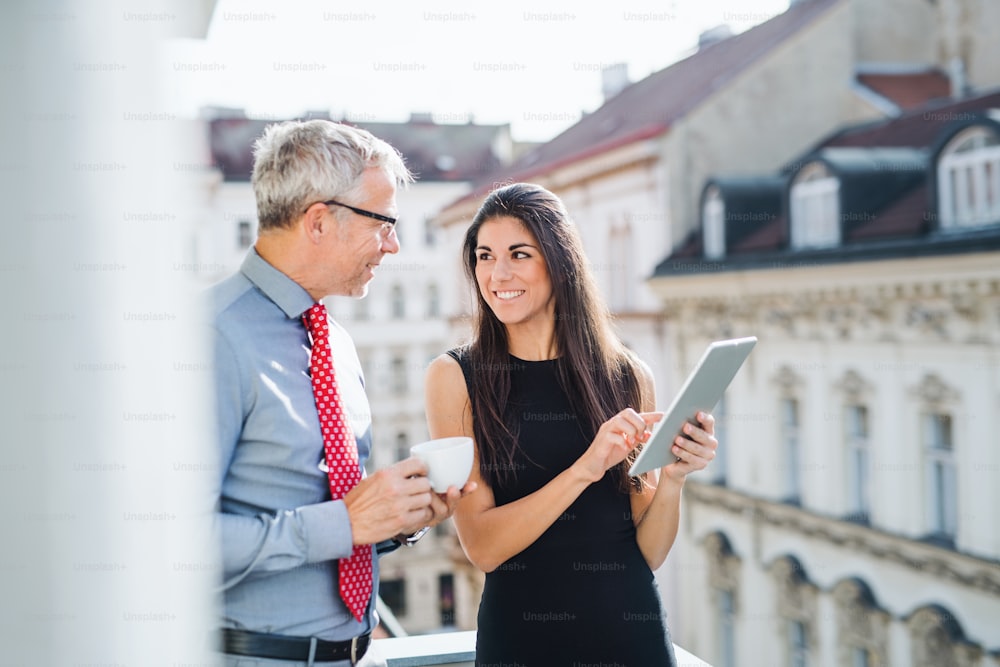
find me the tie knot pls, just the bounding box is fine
[303,303,328,338]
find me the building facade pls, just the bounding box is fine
[434,0,1000,651]
[651,91,1000,666]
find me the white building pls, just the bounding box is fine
[651,90,1000,667]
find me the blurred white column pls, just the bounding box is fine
[1,1,220,665]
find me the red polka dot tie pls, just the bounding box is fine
[303,303,372,622]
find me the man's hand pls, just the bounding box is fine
[425,478,478,529]
[343,458,477,545]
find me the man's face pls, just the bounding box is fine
[321,167,400,298]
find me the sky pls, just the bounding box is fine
[165,0,791,142]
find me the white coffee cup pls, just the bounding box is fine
[410,436,474,493]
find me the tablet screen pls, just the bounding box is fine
[628,336,757,476]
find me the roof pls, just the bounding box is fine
[801,90,1000,152]
[459,0,844,194]
[208,115,510,183]
[856,70,952,111]
[657,89,1000,276]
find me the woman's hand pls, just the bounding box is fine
[662,411,717,482]
[573,408,663,483]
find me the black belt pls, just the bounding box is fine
[221,627,370,664]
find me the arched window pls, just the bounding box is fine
[790,162,841,249]
[832,578,889,667]
[704,532,741,667]
[770,555,819,667]
[703,185,726,259]
[937,126,1000,229]
[906,605,981,667]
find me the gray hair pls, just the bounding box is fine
[251,119,413,230]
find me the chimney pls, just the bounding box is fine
[948,56,967,99]
[601,63,630,102]
[698,24,733,50]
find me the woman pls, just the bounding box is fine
[424,183,717,666]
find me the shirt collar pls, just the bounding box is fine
[240,247,317,319]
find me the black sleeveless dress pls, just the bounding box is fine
[448,349,677,667]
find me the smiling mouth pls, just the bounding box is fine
[495,290,524,300]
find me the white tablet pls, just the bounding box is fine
[628,336,757,476]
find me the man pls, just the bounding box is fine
[208,119,473,666]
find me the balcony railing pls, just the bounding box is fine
[373,632,712,666]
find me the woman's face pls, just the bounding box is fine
[473,215,555,328]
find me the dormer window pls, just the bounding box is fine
[790,162,840,249]
[703,185,726,259]
[937,125,1000,229]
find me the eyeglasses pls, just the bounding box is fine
[311,199,397,226]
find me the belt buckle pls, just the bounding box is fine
[350,635,359,665]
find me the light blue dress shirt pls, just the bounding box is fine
[209,248,383,641]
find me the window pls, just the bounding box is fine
[923,412,957,541]
[832,578,889,667]
[772,556,818,667]
[852,647,872,667]
[937,126,1000,229]
[705,532,741,667]
[390,355,407,395]
[780,398,801,503]
[237,220,254,249]
[357,351,372,389]
[788,620,809,667]
[390,284,405,320]
[790,162,840,249]
[439,573,456,627]
[380,578,407,616]
[717,589,736,667]
[424,216,437,246]
[427,283,440,318]
[710,393,728,485]
[703,185,726,259]
[394,431,409,465]
[608,221,632,311]
[353,296,370,322]
[845,405,870,522]
[907,605,969,667]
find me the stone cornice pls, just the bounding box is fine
[650,253,1000,305]
[685,481,1000,596]
[652,265,1000,345]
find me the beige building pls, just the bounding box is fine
[651,90,1000,666]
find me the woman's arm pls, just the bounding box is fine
[425,354,658,573]
[631,362,718,570]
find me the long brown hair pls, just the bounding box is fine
[461,183,646,493]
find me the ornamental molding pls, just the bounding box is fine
[685,481,1000,597]
[907,605,984,667]
[768,554,821,656]
[660,276,1000,345]
[771,364,805,395]
[703,531,742,601]
[833,369,874,401]
[910,373,961,406]
[833,578,891,667]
